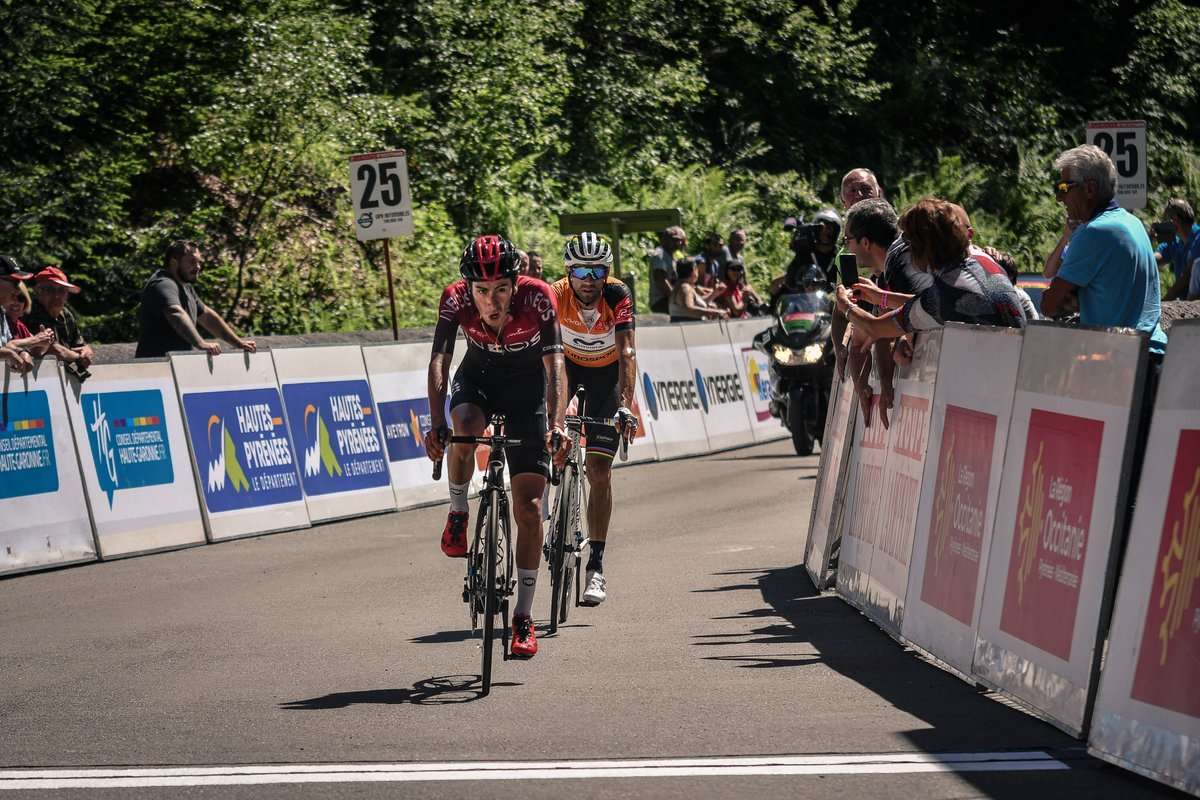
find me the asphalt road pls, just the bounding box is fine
[0,440,1178,798]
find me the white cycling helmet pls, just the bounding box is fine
[563,231,613,267]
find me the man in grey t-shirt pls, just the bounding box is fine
[135,240,257,358]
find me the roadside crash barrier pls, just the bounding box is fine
[0,318,787,577]
[1087,319,1200,796]
[807,320,1198,794]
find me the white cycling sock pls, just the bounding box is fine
[448,480,469,513]
[515,568,538,617]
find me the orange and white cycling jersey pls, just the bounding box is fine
[550,277,636,368]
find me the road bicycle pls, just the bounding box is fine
[544,388,635,635]
[432,415,520,697]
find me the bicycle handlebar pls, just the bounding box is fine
[430,427,524,481]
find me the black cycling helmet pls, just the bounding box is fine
[460,234,521,281]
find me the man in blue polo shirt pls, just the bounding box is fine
[1041,144,1167,356]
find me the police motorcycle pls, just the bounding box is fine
[753,212,839,456]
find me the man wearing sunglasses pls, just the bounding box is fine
[1041,145,1166,356]
[550,232,638,607]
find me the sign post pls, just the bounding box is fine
[350,149,415,340]
[559,209,681,308]
[1086,120,1147,210]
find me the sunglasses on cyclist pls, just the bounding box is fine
[569,266,608,280]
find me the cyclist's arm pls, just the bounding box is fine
[429,288,460,428]
[544,352,567,428]
[616,328,636,409]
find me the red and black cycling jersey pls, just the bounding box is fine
[432,275,563,374]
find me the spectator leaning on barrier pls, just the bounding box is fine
[710,258,765,318]
[648,226,687,314]
[1041,145,1167,356]
[981,245,1039,322]
[1159,199,1200,301]
[23,266,94,381]
[4,277,55,360]
[830,169,885,390]
[135,240,257,359]
[0,257,36,374]
[837,198,1026,352]
[669,259,727,322]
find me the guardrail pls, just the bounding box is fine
[0,318,784,575]
[806,319,1199,797]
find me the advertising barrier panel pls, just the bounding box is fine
[805,365,857,590]
[172,352,310,541]
[63,361,205,558]
[725,319,789,444]
[861,330,941,637]
[272,347,393,522]
[837,385,889,611]
[682,324,754,451]
[902,325,1023,678]
[636,325,710,459]
[973,323,1147,735]
[0,363,96,575]
[1089,320,1200,796]
[362,341,445,509]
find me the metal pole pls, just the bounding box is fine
[384,238,399,341]
[610,218,622,278]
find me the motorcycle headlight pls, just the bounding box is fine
[799,344,824,365]
[772,344,793,364]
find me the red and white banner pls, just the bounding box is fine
[903,324,1023,679]
[860,331,940,636]
[805,365,857,589]
[973,324,1147,735]
[1089,320,1200,796]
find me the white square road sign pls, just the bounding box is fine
[350,149,414,241]
[1086,120,1146,210]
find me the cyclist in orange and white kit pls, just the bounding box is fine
[550,232,638,606]
[424,235,570,659]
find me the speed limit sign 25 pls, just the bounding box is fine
[350,150,414,241]
[1086,120,1146,210]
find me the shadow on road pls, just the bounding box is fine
[279,675,520,708]
[692,564,1176,798]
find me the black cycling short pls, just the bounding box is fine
[449,365,548,478]
[566,361,620,458]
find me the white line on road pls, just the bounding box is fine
[0,751,1070,790]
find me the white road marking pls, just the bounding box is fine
[0,751,1070,790]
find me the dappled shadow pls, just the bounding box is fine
[408,629,477,644]
[279,674,520,708]
[708,453,817,462]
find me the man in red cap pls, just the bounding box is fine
[24,265,94,381]
[0,256,36,374]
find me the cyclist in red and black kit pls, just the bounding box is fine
[423,235,569,659]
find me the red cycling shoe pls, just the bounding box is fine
[510,614,538,658]
[440,511,469,558]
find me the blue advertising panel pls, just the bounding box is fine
[0,389,58,499]
[281,379,389,496]
[378,397,432,463]
[181,388,303,513]
[80,389,174,507]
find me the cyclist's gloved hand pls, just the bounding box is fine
[424,424,449,461]
[616,406,638,434]
[546,425,570,469]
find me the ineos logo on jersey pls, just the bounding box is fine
[528,292,555,322]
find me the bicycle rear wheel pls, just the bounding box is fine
[481,492,498,697]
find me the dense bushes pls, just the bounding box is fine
[1,0,1197,339]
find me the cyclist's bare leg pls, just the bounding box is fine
[447,403,486,485]
[510,473,547,571]
[584,452,613,541]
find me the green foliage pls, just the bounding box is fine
[1,0,1198,342]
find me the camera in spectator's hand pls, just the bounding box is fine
[783,216,823,260]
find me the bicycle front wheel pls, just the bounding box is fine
[547,465,574,635]
[481,492,499,697]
